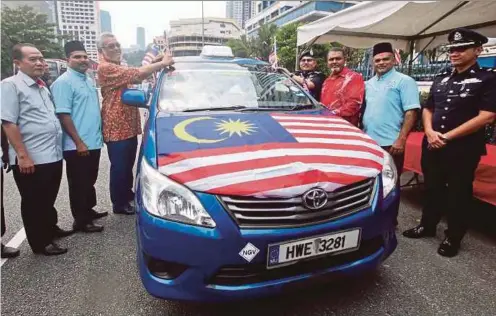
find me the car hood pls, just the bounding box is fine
[155,112,385,198]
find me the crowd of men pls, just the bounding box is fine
[1,28,495,259]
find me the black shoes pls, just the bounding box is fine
[113,204,135,215]
[438,237,460,257]
[91,209,108,219]
[1,244,20,258]
[73,222,104,233]
[33,242,68,256]
[54,226,75,238]
[402,225,436,239]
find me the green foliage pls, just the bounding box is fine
[227,35,253,58]
[123,50,146,67]
[1,5,68,78]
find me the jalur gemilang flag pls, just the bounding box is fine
[142,42,161,66]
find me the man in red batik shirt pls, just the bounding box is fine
[320,47,365,126]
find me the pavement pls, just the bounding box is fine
[1,146,496,316]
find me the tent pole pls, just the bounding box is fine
[295,44,299,71]
[407,40,415,75]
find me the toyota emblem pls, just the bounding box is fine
[302,188,328,210]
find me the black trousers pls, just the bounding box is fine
[381,146,405,175]
[64,149,101,225]
[13,160,63,251]
[419,140,480,243]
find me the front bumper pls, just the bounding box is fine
[136,181,399,302]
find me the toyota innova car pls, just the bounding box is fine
[123,46,399,302]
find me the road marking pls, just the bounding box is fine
[1,228,26,267]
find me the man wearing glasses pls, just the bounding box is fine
[291,50,326,102]
[403,29,496,257]
[97,33,174,215]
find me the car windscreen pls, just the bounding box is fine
[158,62,314,112]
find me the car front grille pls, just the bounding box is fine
[218,177,376,229]
[208,236,383,286]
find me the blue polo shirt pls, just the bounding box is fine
[363,68,420,146]
[51,68,103,151]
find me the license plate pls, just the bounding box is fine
[266,229,361,269]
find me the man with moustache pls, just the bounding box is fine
[403,29,496,257]
[1,43,72,256]
[320,47,365,126]
[51,41,107,233]
[291,50,326,102]
[362,42,420,175]
[97,33,174,215]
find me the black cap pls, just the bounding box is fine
[372,42,394,57]
[64,40,86,57]
[445,28,488,48]
[299,49,315,60]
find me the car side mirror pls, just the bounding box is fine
[122,88,148,108]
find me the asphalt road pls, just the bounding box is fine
[1,142,496,316]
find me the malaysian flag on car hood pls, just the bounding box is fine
[156,113,385,198]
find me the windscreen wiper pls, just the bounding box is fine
[288,104,317,111]
[182,106,248,112]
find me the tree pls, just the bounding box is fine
[254,23,278,61]
[1,5,67,78]
[227,35,254,58]
[123,50,146,67]
[275,22,331,74]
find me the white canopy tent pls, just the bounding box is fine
[297,0,496,54]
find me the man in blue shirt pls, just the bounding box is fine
[362,42,420,175]
[52,41,107,233]
[2,43,72,256]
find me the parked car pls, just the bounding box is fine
[123,46,400,302]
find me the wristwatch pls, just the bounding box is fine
[439,135,449,143]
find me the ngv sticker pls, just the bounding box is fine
[239,243,260,262]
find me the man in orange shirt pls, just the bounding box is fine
[97,33,174,215]
[320,48,365,126]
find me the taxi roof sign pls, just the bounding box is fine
[200,45,234,58]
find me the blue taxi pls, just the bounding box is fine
[122,46,400,302]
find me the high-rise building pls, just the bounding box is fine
[168,17,241,57]
[55,1,100,61]
[100,10,112,33]
[137,27,146,50]
[246,1,356,37]
[226,1,251,29]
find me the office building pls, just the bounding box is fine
[100,9,112,33]
[246,1,356,36]
[137,27,146,50]
[55,0,101,61]
[168,17,241,57]
[226,1,253,29]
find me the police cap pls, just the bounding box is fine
[299,49,315,60]
[445,28,488,48]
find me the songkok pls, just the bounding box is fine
[64,40,86,57]
[372,42,394,56]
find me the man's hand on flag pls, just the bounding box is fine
[161,50,175,67]
[152,52,164,64]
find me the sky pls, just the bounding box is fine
[98,1,227,48]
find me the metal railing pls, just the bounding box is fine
[350,61,451,82]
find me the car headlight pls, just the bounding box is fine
[382,151,398,198]
[140,159,216,228]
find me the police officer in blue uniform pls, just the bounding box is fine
[403,28,496,257]
[292,50,326,102]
